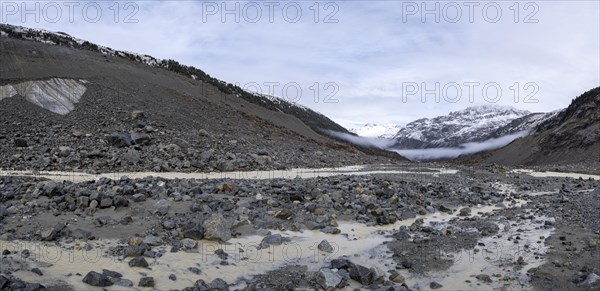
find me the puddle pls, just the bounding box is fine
[0,166,458,183]
[407,214,554,290]
[513,169,599,180]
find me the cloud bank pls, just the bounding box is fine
[391,130,531,161]
[324,130,395,149]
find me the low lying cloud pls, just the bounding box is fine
[324,130,394,149]
[390,130,531,161]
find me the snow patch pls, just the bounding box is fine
[0,78,86,115]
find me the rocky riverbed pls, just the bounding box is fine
[0,164,598,290]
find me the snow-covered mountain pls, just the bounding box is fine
[391,105,535,149]
[487,110,562,139]
[350,123,402,138]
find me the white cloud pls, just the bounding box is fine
[3,1,599,130]
[392,130,531,161]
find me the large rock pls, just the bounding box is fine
[107,132,132,147]
[209,278,229,291]
[123,148,141,162]
[58,146,73,157]
[202,213,231,242]
[183,222,204,240]
[82,271,113,287]
[142,235,163,246]
[128,257,149,268]
[131,133,151,146]
[153,199,171,215]
[316,269,342,289]
[349,264,376,285]
[200,149,214,161]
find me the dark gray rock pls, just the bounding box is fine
[142,235,163,246]
[102,269,122,278]
[209,278,229,291]
[14,138,28,147]
[131,133,151,146]
[259,234,283,249]
[476,274,492,283]
[320,226,341,234]
[128,257,149,268]
[182,222,205,240]
[317,240,334,253]
[138,277,154,287]
[107,132,132,147]
[430,281,443,289]
[349,264,376,285]
[153,199,171,215]
[99,198,113,208]
[82,271,113,287]
[113,196,129,207]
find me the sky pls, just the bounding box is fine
[2,0,599,130]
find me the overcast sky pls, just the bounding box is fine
[3,1,599,129]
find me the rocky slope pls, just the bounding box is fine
[391,105,531,149]
[486,87,600,166]
[0,25,402,173]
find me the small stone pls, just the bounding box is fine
[138,277,154,287]
[82,271,113,287]
[128,236,143,246]
[320,226,341,234]
[389,271,405,283]
[317,240,334,253]
[153,199,171,215]
[31,268,43,276]
[476,274,492,283]
[430,281,443,289]
[131,110,145,120]
[459,207,471,216]
[128,257,149,268]
[181,238,198,249]
[142,235,163,246]
[169,274,177,281]
[259,234,283,248]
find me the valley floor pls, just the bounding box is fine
[0,164,598,290]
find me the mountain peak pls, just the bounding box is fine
[451,104,530,116]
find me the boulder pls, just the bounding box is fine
[82,271,113,287]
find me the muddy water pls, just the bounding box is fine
[2,182,552,290]
[513,169,600,180]
[0,165,458,183]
